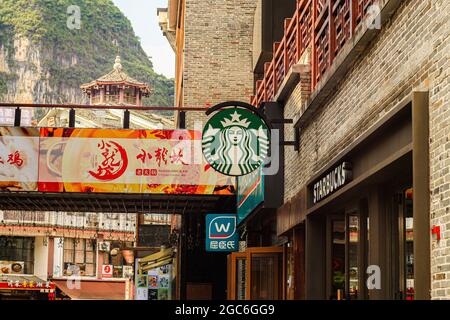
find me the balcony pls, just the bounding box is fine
[252,0,297,78]
[251,0,315,106]
[250,0,402,122]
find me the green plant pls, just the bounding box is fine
[0,0,174,106]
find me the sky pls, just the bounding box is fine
[112,0,175,78]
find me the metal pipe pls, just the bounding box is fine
[0,102,207,112]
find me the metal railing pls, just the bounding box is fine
[0,103,205,129]
[251,0,376,106]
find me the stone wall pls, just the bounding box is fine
[283,0,449,299]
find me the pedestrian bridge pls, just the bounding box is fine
[0,103,236,215]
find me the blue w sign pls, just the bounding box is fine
[206,214,238,252]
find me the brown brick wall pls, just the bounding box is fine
[283,0,449,299]
[182,0,257,128]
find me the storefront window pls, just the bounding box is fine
[250,253,280,300]
[63,238,96,277]
[331,220,345,300]
[102,241,133,278]
[236,258,246,300]
[366,216,370,298]
[0,237,34,274]
[347,215,359,299]
[404,188,414,299]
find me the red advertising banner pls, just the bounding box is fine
[0,280,55,291]
[0,127,235,195]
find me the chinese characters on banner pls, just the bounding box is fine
[3,280,54,290]
[0,127,39,191]
[0,127,234,195]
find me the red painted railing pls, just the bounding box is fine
[251,0,377,106]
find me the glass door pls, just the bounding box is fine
[228,252,247,300]
[404,188,414,300]
[329,210,366,300]
[227,247,284,300]
[330,218,345,300]
[346,214,360,300]
[250,251,282,300]
[399,188,414,300]
[392,187,414,300]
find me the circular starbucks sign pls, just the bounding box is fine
[202,107,270,176]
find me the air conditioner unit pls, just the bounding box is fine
[98,241,111,252]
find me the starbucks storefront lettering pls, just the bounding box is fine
[313,162,352,204]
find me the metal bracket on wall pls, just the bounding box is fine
[271,118,300,151]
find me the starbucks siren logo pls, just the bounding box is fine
[202,107,269,176]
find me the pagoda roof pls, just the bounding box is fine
[81,56,151,94]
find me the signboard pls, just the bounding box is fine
[0,127,234,195]
[122,266,134,279]
[312,162,352,204]
[136,274,148,288]
[237,168,264,224]
[0,280,55,291]
[135,287,148,300]
[147,264,173,300]
[205,214,238,252]
[102,265,113,278]
[202,106,269,176]
[134,258,147,300]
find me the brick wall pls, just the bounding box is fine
[283,0,449,299]
[182,0,257,128]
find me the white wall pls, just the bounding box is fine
[33,236,49,280]
[53,237,64,278]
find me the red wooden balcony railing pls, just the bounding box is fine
[251,0,378,107]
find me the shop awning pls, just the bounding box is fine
[53,280,126,300]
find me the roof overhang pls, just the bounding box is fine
[0,192,236,215]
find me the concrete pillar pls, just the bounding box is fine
[100,86,105,104]
[412,91,430,300]
[367,186,389,299]
[34,236,50,281]
[119,86,124,104]
[136,90,141,106]
[305,214,326,299]
[96,234,104,279]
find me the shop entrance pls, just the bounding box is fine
[325,187,414,300]
[227,247,284,300]
[327,207,368,300]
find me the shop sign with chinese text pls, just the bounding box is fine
[0,127,234,195]
[206,214,238,252]
[0,279,55,291]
